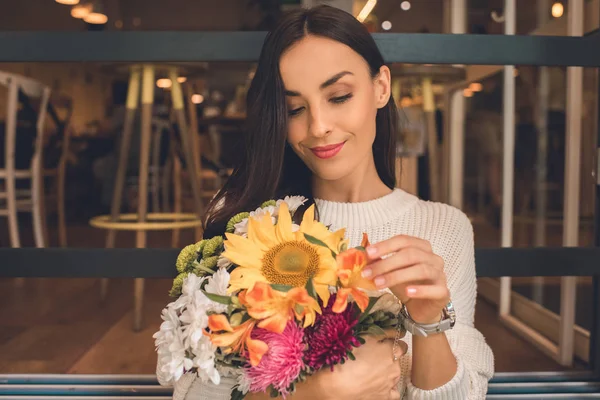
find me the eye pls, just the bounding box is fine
[330,93,353,104]
[288,106,304,117]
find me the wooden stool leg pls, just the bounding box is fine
[102,67,141,301]
[57,124,71,247]
[161,142,173,213]
[151,127,161,213]
[169,68,204,227]
[57,145,68,247]
[172,156,182,248]
[184,84,204,241]
[132,65,155,332]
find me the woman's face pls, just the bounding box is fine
[279,35,391,183]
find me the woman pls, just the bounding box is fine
[157,5,494,399]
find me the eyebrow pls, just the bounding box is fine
[284,71,353,97]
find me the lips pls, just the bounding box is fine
[309,142,345,159]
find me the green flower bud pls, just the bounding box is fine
[229,312,243,327]
[176,244,199,273]
[373,310,386,321]
[195,239,207,255]
[169,272,189,297]
[202,236,224,259]
[194,255,219,276]
[226,212,250,233]
[261,200,276,208]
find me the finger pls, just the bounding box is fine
[373,264,442,289]
[365,235,432,261]
[389,387,401,400]
[393,340,408,359]
[363,247,437,279]
[405,284,451,302]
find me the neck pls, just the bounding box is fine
[311,153,392,203]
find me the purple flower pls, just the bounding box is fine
[304,294,361,371]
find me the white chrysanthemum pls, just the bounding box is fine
[153,306,180,358]
[204,267,230,314]
[236,369,252,394]
[192,335,220,385]
[217,254,233,270]
[233,204,279,235]
[180,301,209,351]
[164,330,194,382]
[278,195,307,214]
[173,273,206,310]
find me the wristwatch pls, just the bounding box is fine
[398,301,456,337]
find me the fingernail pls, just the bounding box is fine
[407,287,417,296]
[361,268,372,278]
[366,246,377,257]
[374,277,386,287]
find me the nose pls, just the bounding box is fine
[308,106,332,138]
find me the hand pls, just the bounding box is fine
[362,235,450,325]
[314,329,408,400]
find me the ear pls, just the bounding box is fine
[374,65,392,109]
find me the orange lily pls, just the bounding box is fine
[240,281,321,332]
[206,314,268,366]
[333,247,377,313]
[361,232,370,248]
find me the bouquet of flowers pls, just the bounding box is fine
[154,196,402,399]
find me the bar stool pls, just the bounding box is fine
[0,71,51,252]
[89,65,204,332]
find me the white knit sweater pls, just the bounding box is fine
[157,189,495,399]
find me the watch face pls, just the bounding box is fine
[445,301,456,327]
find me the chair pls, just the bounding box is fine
[0,71,51,249]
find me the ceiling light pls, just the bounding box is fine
[552,2,564,18]
[177,77,187,83]
[84,12,108,24]
[382,21,392,30]
[357,0,377,23]
[469,83,483,92]
[56,0,79,4]
[401,1,411,11]
[156,79,172,89]
[71,3,91,18]
[83,0,108,24]
[463,88,473,97]
[191,94,205,104]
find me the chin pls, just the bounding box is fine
[309,162,354,182]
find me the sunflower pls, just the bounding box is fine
[222,202,344,305]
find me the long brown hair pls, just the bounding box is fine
[203,5,398,239]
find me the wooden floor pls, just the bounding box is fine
[0,217,590,375]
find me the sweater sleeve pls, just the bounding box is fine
[404,209,495,400]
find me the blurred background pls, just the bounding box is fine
[0,0,597,382]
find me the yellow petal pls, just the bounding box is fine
[300,205,316,231]
[314,282,331,306]
[314,265,337,286]
[222,233,264,270]
[276,202,294,242]
[228,267,267,293]
[247,214,278,250]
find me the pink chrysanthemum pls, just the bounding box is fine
[245,320,305,397]
[304,293,361,371]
